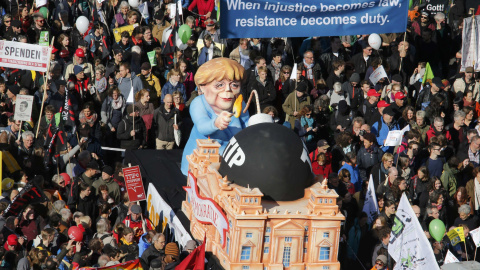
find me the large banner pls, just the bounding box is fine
[220,0,409,38]
[79,259,141,270]
[146,182,192,247]
[3,182,49,217]
[461,15,480,72]
[0,40,50,72]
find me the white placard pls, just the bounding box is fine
[169,3,176,19]
[14,95,34,122]
[444,250,460,264]
[97,0,105,3]
[384,130,403,146]
[470,227,480,247]
[369,65,388,85]
[36,0,47,7]
[0,40,50,72]
[400,124,410,134]
[177,0,183,15]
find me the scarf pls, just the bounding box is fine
[239,48,250,66]
[475,178,480,211]
[112,96,123,110]
[79,111,98,126]
[303,59,314,80]
[169,78,178,87]
[301,116,315,142]
[271,60,282,81]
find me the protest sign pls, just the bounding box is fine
[461,15,480,72]
[447,229,462,246]
[369,65,388,85]
[423,0,449,15]
[220,0,409,38]
[113,24,139,42]
[14,95,34,122]
[147,51,157,66]
[0,40,50,72]
[470,227,480,247]
[388,193,439,269]
[122,166,146,202]
[39,31,49,46]
[455,227,465,242]
[444,250,459,264]
[36,0,47,7]
[384,130,402,146]
[362,175,379,223]
[3,182,49,217]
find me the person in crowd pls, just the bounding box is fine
[117,105,147,150]
[153,94,181,150]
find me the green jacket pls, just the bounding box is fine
[282,91,311,129]
[440,163,458,198]
[92,177,121,204]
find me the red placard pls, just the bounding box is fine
[122,166,146,202]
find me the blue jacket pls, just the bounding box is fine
[339,163,361,192]
[181,95,249,175]
[161,81,186,102]
[138,233,151,257]
[371,117,400,153]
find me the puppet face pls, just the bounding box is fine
[201,79,241,115]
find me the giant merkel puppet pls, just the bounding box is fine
[181,58,249,175]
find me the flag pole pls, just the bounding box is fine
[36,36,55,139]
[465,241,469,261]
[398,32,407,72]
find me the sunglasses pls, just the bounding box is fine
[4,20,11,23]
[306,114,311,116]
[283,72,290,74]
[38,19,45,23]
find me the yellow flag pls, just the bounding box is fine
[447,229,462,245]
[455,227,465,242]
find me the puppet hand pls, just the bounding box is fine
[215,111,233,130]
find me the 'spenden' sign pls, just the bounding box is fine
[0,40,50,72]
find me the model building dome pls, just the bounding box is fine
[218,123,313,201]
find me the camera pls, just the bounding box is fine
[359,130,366,136]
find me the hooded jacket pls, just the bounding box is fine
[440,162,459,198]
[116,73,144,100]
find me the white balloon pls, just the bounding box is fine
[128,0,139,8]
[75,16,89,34]
[368,34,382,50]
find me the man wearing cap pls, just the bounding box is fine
[123,204,152,241]
[137,62,161,107]
[309,139,332,164]
[26,13,47,44]
[282,81,311,129]
[416,77,449,111]
[5,20,24,41]
[199,18,221,43]
[64,48,94,81]
[453,66,479,96]
[358,89,380,125]
[372,106,400,153]
[152,10,170,42]
[92,166,121,204]
[349,43,373,79]
[389,91,407,121]
[117,104,147,150]
[140,233,166,269]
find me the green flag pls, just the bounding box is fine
[422,62,434,85]
[409,0,413,9]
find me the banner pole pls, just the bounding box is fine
[465,241,469,261]
[398,32,407,72]
[36,37,55,139]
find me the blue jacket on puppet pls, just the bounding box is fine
[181,95,249,175]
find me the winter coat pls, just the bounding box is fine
[440,163,459,198]
[282,92,311,129]
[140,244,165,270]
[197,45,222,66]
[101,96,126,129]
[339,163,361,192]
[138,233,151,257]
[370,162,388,192]
[350,52,373,79]
[153,106,182,142]
[357,146,384,182]
[248,78,276,111]
[426,126,452,145]
[92,178,121,204]
[116,74,144,100]
[117,115,147,149]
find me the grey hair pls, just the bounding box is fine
[95,64,106,74]
[333,82,342,92]
[434,12,445,21]
[458,204,471,215]
[52,174,63,185]
[21,131,34,140]
[118,1,130,13]
[152,233,165,242]
[416,110,425,118]
[96,218,108,234]
[73,211,85,219]
[388,167,398,175]
[186,16,195,24]
[60,208,72,222]
[98,255,110,267]
[434,117,444,124]
[454,110,466,121]
[353,117,365,125]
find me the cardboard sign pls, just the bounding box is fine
[0,40,50,72]
[122,166,146,202]
[14,95,34,122]
[113,23,139,43]
[384,130,403,146]
[470,227,480,247]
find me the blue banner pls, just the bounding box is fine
[220,0,409,38]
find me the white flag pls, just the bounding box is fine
[139,3,149,19]
[388,193,440,270]
[127,87,134,103]
[291,63,298,81]
[470,227,480,247]
[444,250,459,264]
[362,175,379,223]
[400,124,410,134]
[177,0,183,15]
[369,65,388,85]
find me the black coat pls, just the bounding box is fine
[117,115,147,150]
[350,53,373,79]
[370,162,388,193]
[140,244,165,269]
[249,79,276,112]
[153,106,182,142]
[357,146,384,182]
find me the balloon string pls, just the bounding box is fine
[243,90,260,115]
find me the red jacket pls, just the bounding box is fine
[123,215,153,241]
[425,125,451,145]
[312,162,332,180]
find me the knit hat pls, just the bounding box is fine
[165,242,179,257]
[103,166,114,176]
[337,100,349,115]
[86,160,100,170]
[349,73,360,83]
[150,259,163,269]
[74,65,83,75]
[7,85,20,95]
[141,62,151,70]
[383,106,395,116]
[392,74,403,83]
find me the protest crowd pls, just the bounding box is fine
[0,0,476,268]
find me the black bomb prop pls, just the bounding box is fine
[219,123,313,201]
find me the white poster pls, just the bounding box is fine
[369,65,388,85]
[384,130,403,146]
[146,183,192,247]
[0,40,50,72]
[470,227,480,247]
[444,250,459,264]
[388,194,440,270]
[14,95,34,122]
[36,0,47,7]
[362,175,379,223]
[461,15,480,72]
[400,124,410,134]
